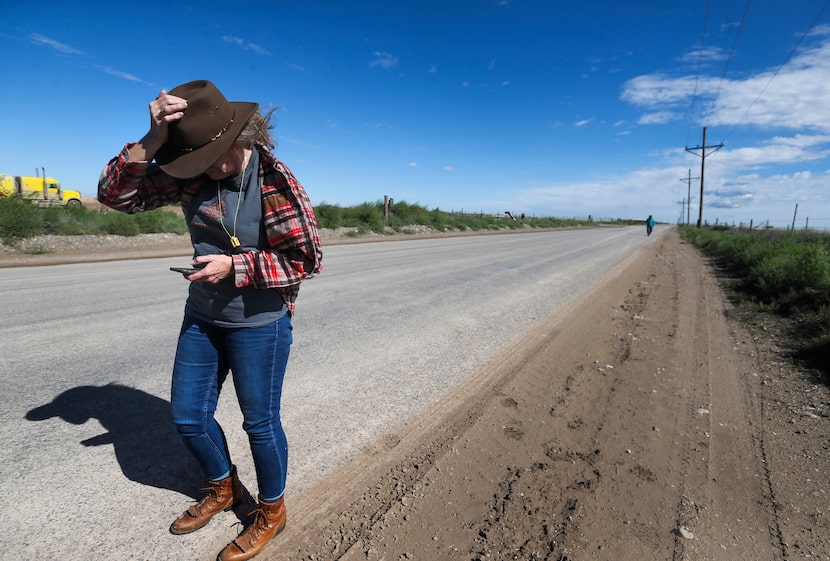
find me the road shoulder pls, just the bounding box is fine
[274,229,829,560]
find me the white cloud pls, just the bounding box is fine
[28,33,83,55]
[638,111,680,125]
[248,43,270,55]
[26,33,149,83]
[621,74,710,108]
[622,35,830,132]
[679,45,727,66]
[497,139,830,226]
[705,52,830,131]
[714,134,830,171]
[223,36,245,48]
[94,66,143,83]
[370,51,398,70]
[221,36,271,55]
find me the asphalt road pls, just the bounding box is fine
[0,225,661,561]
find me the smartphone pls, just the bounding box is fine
[170,266,201,275]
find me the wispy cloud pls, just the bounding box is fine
[575,118,594,127]
[370,51,398,70]
[708,188,753,209]
[638,111,681,125]
[28,33,83,55]
[94,66,144,83]
[27,33,149,84]
[679,45,727,66]
[620,74,709,108]
[221,36,271,55]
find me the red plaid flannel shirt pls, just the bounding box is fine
[98,144,322,316]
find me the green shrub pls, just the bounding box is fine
[101,212,141,236]
[0,198,188,240]
[342,202,385,233]
[314,203,344,230]
[680,224,830,378]
[392,201,430,225]
[57,221,92,235]
[132,209,187,234]
[428,208,448,231]
[41,204,100,235]
[0,196,44,242]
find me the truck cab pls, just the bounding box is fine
[0,174,83,207]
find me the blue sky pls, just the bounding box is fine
[3,1,830,228]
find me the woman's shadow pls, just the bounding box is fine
[25,383,255,513]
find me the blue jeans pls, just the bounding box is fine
[170,313,292,500]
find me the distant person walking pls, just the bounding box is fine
[646,214,655,236]
[98,80,322,561]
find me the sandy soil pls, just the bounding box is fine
[273,230,829,561]
[2,229,828,560]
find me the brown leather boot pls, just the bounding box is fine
[217,497,286,561]
[170,467,244,535]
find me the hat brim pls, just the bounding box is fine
[156,101,259,179]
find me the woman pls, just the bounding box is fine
[98,80,322,561]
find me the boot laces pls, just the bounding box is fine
[193,482,225,512]
[245,507,270,540]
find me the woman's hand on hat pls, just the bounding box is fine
[148,90,188,142]
[131,90,189,162]
[186,254,233,284]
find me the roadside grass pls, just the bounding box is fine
[1,196,634,244]
[310,200,617,233]
[680,225,830,383]
[0,195,187,244]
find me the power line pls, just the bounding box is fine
[719,0,830,143]
[686,0,712,148]
[713,0,752,105]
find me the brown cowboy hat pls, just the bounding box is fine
[155,80,259,178]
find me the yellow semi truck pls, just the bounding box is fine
[0,173,83,207]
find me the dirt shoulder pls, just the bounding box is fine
[273,230,829,561]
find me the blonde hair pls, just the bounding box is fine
[235,108,277,151]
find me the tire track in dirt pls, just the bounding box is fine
[667,243,785,561]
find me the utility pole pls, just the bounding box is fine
[685,127,723,228]
[679,169,699,225]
